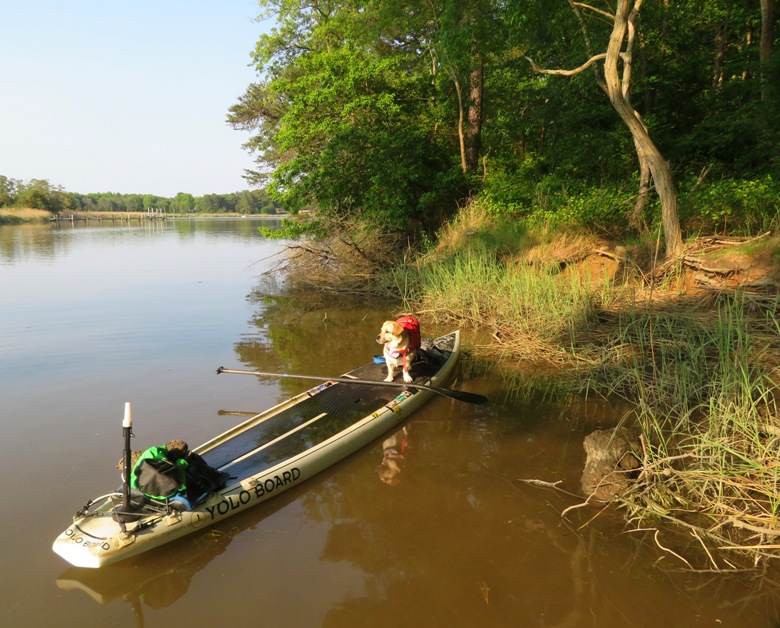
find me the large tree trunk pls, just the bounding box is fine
[527,0,683,255]
[465,54,484,174]
[760,0,775,101]
[605,0,682,257]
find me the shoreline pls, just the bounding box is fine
[0,208,287,224]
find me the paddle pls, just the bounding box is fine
[215,367,488,405]
[121,402,133,514]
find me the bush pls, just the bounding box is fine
[679,175,780,234]
[480,158,544,215]
[526,179,635,235]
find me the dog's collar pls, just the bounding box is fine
[384,345,410,359]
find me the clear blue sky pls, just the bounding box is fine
[0,1,271,197]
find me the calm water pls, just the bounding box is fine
[0,218,778,627]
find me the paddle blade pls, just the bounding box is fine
[438,388,488,404]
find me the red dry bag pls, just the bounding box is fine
[396,315,421,351]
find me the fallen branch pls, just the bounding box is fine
[684,256,740,276]
[728,517,780,538]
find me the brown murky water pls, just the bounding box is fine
[1,219,779,627]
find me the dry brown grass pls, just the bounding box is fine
[0,207,52,220]
[521,231,603,267]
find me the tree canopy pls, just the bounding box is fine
[230,0,779,250]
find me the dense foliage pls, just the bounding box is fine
[230,0,778,241]
[0,175,282,215]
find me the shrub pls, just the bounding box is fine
[679,175,780,234]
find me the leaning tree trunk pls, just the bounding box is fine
[527,0,683,255]
[631,140,651,233]
[605,0,682,257]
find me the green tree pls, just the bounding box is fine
[196,194,224,213]
[171,193,195,213]
[66,192,84,211]
[124,194,144,212]
[235,190,256,215]
[230,0,777,242]
[230,0,465,232]
[143,194,164,211]
[16,179,56,211]
[253,189,278,214]
[0,176,18,207]
[97,195,120,212]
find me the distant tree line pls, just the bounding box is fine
[0,175,282,215]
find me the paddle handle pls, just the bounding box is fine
[121,402,133,512]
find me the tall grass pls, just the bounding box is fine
[587,296,780,559]
[392,238,606,363]
[389,199,780,561]
[386,198,617,362]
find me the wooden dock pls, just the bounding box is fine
[51,211,168,224]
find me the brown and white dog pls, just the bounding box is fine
[376,320,416,383]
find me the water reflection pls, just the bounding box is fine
[234,294,404,393]
[0,223,62,263]
[0,217,282,264]
[58,531,231,609]
[376,425,410,485]
[54,392,780,626]
[230,299,780,625]
[57,485,304,626]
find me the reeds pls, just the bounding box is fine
[587,296,780,567]
[393,237,609,364]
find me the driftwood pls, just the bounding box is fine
[684,256,740,277]
[646,234,778,303]
[593,247,628,263]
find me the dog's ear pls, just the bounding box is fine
[392,322,404,336]
[380,320,394,333]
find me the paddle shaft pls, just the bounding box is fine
[215,367,487,405]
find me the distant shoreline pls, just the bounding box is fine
[0,208,287,224]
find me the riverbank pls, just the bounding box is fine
[0,208,161,224]
[401,205,780,570]
[276,203,780,570]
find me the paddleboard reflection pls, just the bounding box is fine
[56,482,304,625]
